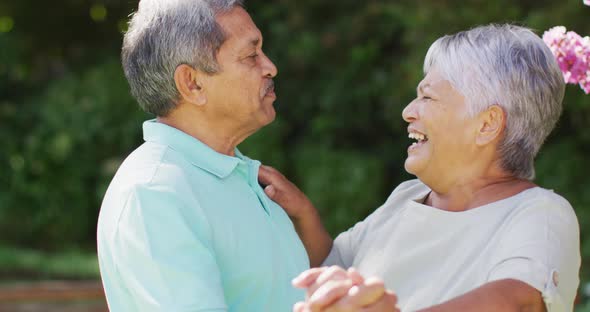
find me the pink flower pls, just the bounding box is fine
[543,26,590,94]
[581,78,590,93]
[584,0,590,6]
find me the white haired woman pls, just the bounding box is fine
[259,24,580,311]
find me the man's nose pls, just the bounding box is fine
[260,51,278,78]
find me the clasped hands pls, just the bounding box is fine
[292,266,400,312]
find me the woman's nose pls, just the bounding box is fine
[402,100,418,123]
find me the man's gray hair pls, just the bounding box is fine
[122,0,244,116]
[423,24,565,180]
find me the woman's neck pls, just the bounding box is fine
[424,177,536,212]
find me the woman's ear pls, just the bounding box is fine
[476,104,505,146]
[174,64,207,106]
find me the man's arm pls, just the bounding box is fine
[110,185,227,311]
[258,165,332,267]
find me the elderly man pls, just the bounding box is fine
[96,0,309,311]
[260,24,581,311]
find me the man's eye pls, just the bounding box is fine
[249,54,258,58]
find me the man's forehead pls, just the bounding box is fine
[217,7,262,45]
[224,32,263,54]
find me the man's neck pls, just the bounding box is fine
[157,109,254,157]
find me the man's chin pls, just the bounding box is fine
[263,109,276,125]
[254,107,276,129]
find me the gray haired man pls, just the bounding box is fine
[97,1,309,310]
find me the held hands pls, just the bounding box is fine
[258,165,315,220]
[292,266,400,312]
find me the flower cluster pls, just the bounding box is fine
[543,26,590,94]
[585,0,590,6]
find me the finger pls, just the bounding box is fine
[384,290,398,302]
[264,184,276,198]
[322,299,355,312]
[316,266,349,285]
[292,267,328,288]
[346,267,364,285]
[261,164,283,176]
[308,279,354,311]
[361,292,399,312]
[345,278,386,307]
[293,301,306,312]
[307,266,349,297]
[259,165,285,182]
[257,165,276,186]
[318,283,393,312]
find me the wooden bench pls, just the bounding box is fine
[0,281,108,312]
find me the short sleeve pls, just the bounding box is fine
[487,197,580,312]
[322,182,419,268]
[323,195,398,268]
[323,226,356,268]
[323,210,387,268]
[113,185,227,311]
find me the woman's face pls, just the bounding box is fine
[402,69,482,186]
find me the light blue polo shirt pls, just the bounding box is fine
[97,119,309,312]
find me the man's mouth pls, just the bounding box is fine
[262,80,275,98]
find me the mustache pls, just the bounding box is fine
[264,80,275,94]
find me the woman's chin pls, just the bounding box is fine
[404,156,426,177]
[404,159,418,176]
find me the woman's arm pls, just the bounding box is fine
[419,279,545,312]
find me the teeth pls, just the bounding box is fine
[408,132,426,141]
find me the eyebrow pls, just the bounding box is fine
[249,37,260,47]
[239,37,261,54]
[417,83,430,94]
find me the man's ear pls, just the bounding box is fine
[476,104,505,146]
[174,64,207,106]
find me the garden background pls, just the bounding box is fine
[1,0,589,310]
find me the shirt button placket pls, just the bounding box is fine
[248,160,271,216]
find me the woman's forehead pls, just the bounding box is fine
[420,71,450,90]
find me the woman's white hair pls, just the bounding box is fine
[424,24,565,180]
[122,0,244,116]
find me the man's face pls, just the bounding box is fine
[205,7,278,133]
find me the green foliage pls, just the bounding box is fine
[0,245,99,280]
[0,59,147,249]
[293,143,387,233]
[0,0,589,308]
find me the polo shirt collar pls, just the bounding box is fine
[142,119,242,179]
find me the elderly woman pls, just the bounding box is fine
[259,24,580,311]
